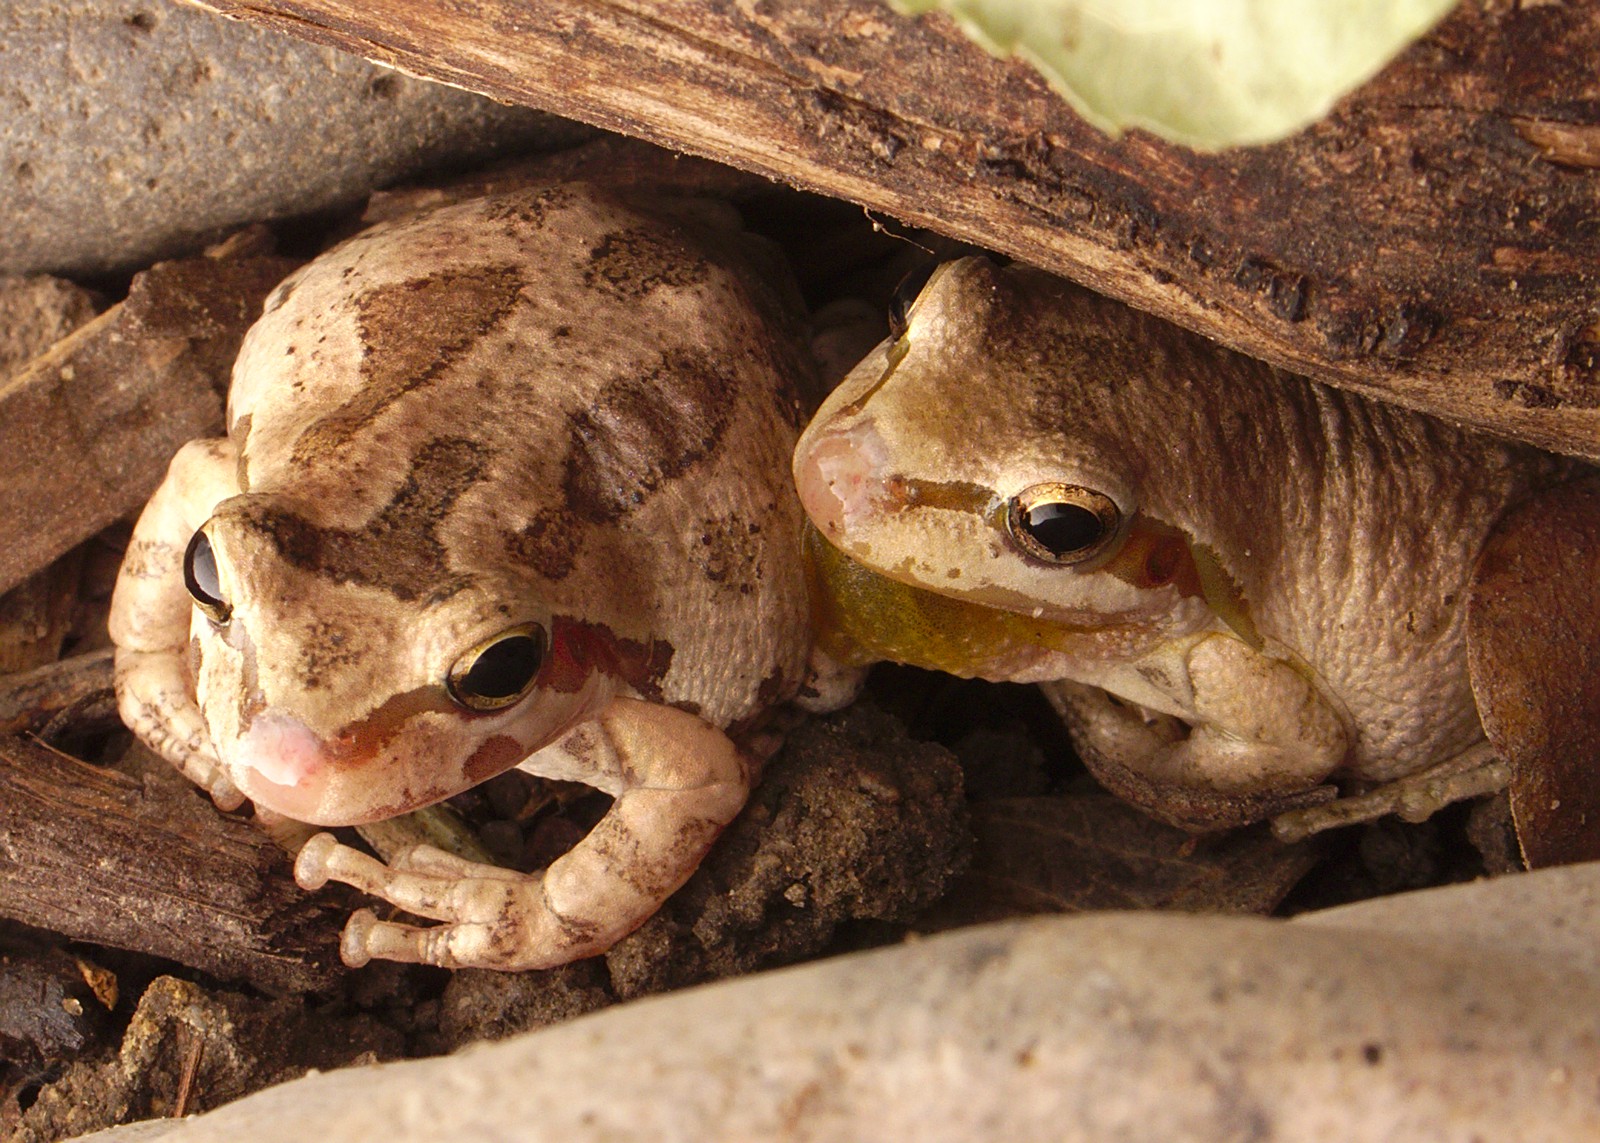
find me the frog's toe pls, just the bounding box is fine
[181,755,243,811]
[343,913,514,970]
[388,843,523,882]
[337,886,582,971]
[339,908,380,967]
[292,831,348,890]
[338,909,488,969]
[208,778,246,813]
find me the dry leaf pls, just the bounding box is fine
[920,792,1318,929]
[1467,474,1600,867]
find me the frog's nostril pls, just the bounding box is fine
[794,419,889,539]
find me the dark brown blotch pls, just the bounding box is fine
[480,185,573,234]
[695,513,764,593]
[290,265,524,465]
[583,227,711,301]
[563,348,736,525]
[296,618,361,689]
[506,505,582,582]
[249,436,491,604]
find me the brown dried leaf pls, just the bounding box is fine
[0,547,82,675]
[0,275,98,382]
[1468,474,1600,868]
[919,792,1319,930]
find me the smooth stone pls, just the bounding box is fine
[1297,862,1600,979]
[69,864,1600,1142]
[0,0,587,277]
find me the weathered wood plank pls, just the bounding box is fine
[0,240,298,595]
[0,735,344,993]
[188,0,1600,458]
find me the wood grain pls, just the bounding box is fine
[0,246,298,595]
[0,735,344,993]
[187,0,1600,458]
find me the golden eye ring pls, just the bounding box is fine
[1005,483,1122,565]
[446,622,548,711]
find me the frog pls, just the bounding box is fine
[108,181,819,971]
[793,256,1579,833]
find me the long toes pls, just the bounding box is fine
[340,912,497,970]
[389,844,521,881]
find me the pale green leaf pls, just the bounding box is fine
[891,0,1460,148]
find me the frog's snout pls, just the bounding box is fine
[794,416,890,543]
[228,709,334,818]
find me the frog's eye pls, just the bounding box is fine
[886,261,938,341]
[183,530,232,624]
[1005,483,1122,565]
[447,623,548,712]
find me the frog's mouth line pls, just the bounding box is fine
[800,520,1264,678]
[801,524,1155,678]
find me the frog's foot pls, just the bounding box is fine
[296,837,581,970]
[793,645,867,713]
[113,650,244,811]
[1047,635,1350,832]
[296,699,751,971]
[1271,743,1509,844]
[252,806,319,853]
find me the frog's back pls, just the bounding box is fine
[223,184,815,728]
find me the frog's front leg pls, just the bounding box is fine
[1048,634,1348,830]
[294,697,751,971]
[108,438,244,809]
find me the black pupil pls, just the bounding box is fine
[887,261,937,340]
[1022,502,1105,556]
[460,634,544,700]
[183,531,225,607]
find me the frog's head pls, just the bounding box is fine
[178,491,612,826]
[792,257,1248,679]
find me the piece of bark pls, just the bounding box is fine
[0,547,83,676]
[190,0,1600,459]
[0,736,344,993]
[1468,475,1600,868]
[0,649,116,737]
[0,244,298,595]
[0,943,117,1069]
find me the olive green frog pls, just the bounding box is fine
[110,183,817,971]
[794,257,1576,831]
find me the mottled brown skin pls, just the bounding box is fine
[110,184,818,970]
[795,258,1577,830]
